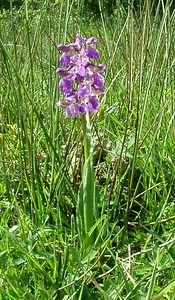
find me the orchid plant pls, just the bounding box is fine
[56,34,105,247]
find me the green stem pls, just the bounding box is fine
[82,113,96,237]
[82,112,93,161]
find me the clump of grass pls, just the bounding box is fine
[0,0,175,298]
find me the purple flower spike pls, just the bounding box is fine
[56,34,105,118]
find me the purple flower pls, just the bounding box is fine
[56,34,105,118]
[88,63,106,74]
[66,106,74,118]
[76,66,86,78]
[92,73,104,87]
[74,34,86,51]
[75,104,86,115]
[77,83,91,99]
[86,46,100,60]
[59,77,73,94]
[56,68,70,77]
[86,37,99,45]
[60,53,70,66]
[70,53,79,64]
[87,95,99,113]
[58,44,74,52]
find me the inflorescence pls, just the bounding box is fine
[56,34,105,118]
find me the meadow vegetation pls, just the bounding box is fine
[0,0,175,299]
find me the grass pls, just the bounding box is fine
[0,0,175,299]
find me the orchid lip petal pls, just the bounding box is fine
[76,73,84,82]
[92,73,104,88]
[77,84,91,99]
[75,104,86,115]
[87,95,99,113]
[66,106,74,118]
[86,46,100,60]
[60,53,70,66]
[59,77,73,94]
